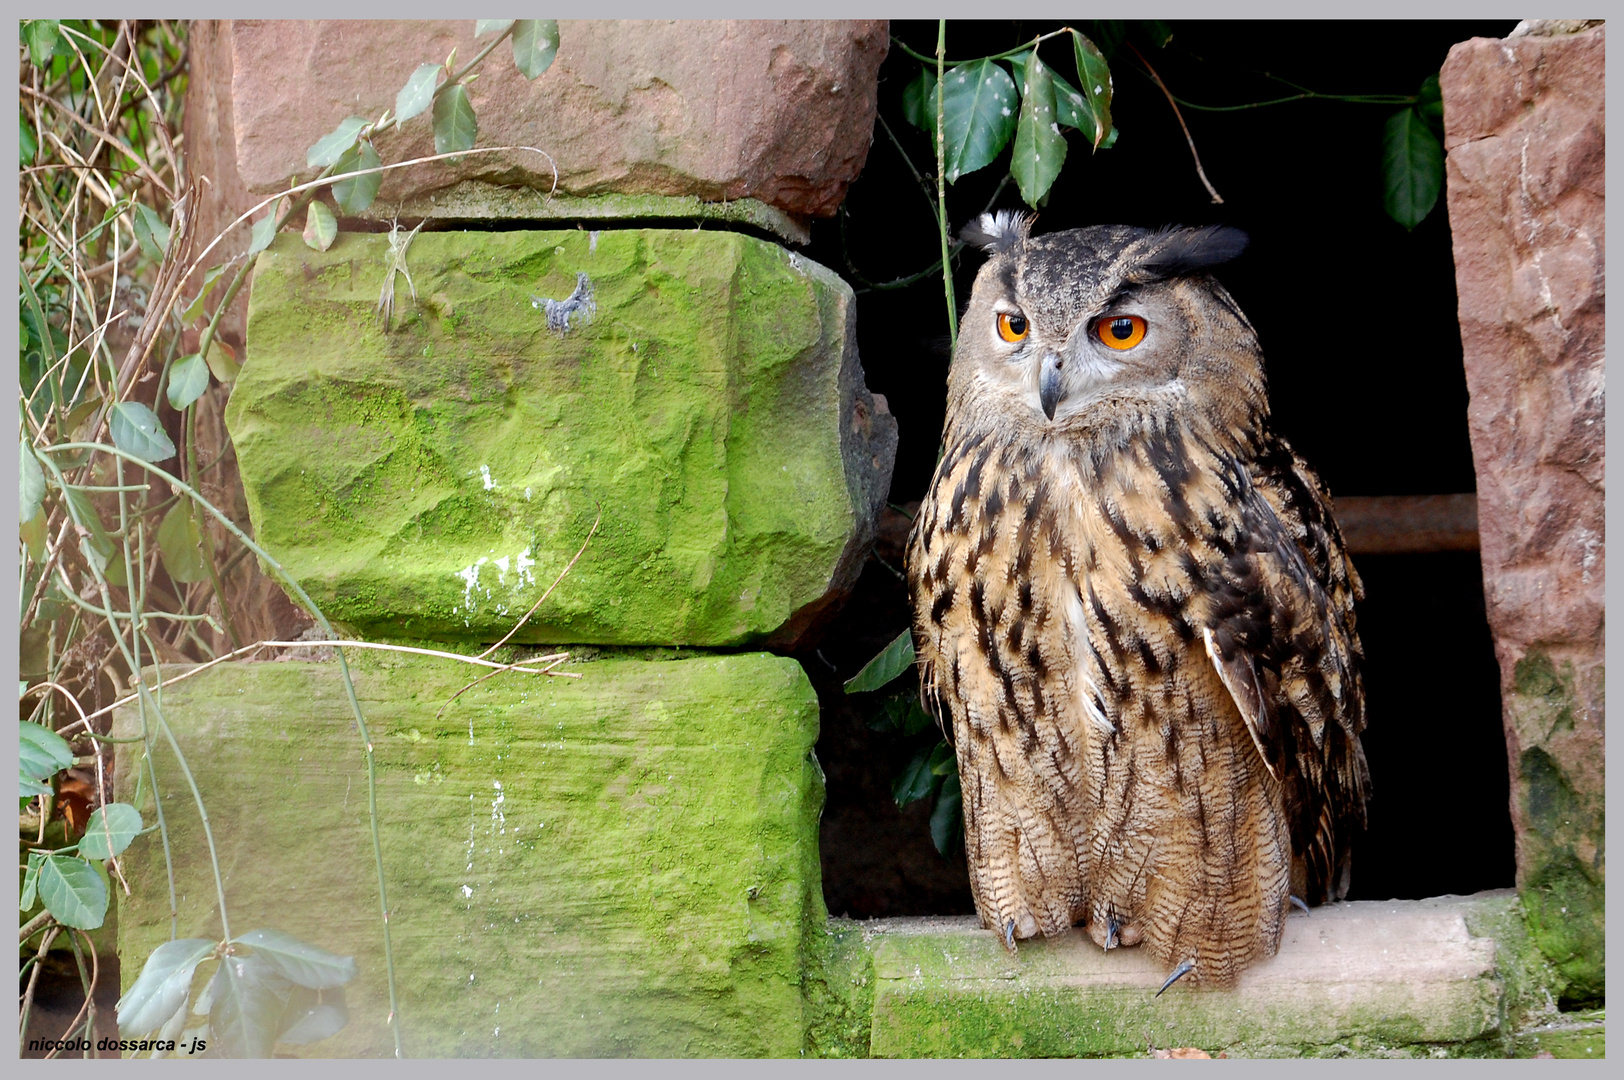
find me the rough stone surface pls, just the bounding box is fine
[857,897,1508,1058]
[190,20,886,227]
[114,652,826,1057]
[225,228,896,648]
[1440,24,1604,1005]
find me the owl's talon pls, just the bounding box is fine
[1105,917,1119,950]
[1289,895,1311,916]
[1003,919,1017,951]
[1155,960,1196,997]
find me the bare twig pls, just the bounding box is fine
[476,507,602,661]
[1129,42,1224,205]
[20,85,175,202]
[42,928,100,1058]
[377,214,425,331]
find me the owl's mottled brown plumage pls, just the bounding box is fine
[905,214,1369,988]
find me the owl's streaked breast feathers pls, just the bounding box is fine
[906,214,1369,989]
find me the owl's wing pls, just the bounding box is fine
[1201,436,1369,903]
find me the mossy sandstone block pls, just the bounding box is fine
[227,229,895,646]
[1503,652,1605,1006]
[114,652,826,1057]
[861,898,1504,1058]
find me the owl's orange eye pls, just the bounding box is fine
[996,312,1029,343]
[1096,315,1147,350]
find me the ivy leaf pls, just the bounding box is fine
[22,119,37,165]
[938,59,1020,182]
[23,20,60,69]
[844,629,915,693]
[306,116,368,168]
[475,20,514,37]
[104,547,128,589]
[302,200,338,252]
[232,929,358,990]
[210,952,294,1059]
[157,502,210,583]
[929,772,963,855]
[393,63,442,128]
[433,83,478,155]
[20,442,46,523]
[166,352,210,410]
[1415,72,1444,136]
[1010,50,1067,208]
[180,263,228,324]
[1050,71,1117,147]
[20,720,75,791]
[277,985,349,1044]
[1089,20,1127,60]
[37,853,108,929]
[891,747,938,807]
[511,20,560,80]
[110,401,176,462]
[901,66,937,131]
[21,852,43,908]
[21,512,47,563]
[64,487,114,571]
[870,693,935,736]
[247,200,281,256]
[203,339,241,385]
[1384,106,1444,230]
[331,141,383,215]
[118,938,217,1038]
[79,802,144,859]
[1071,31,1114,151]
[132,202,171,261]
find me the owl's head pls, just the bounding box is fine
[950,212,1263,437]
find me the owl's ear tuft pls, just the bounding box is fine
[1133,225,1249,281]
[960,210,1032,255]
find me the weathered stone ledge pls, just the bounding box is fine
[808,892,1600,1058]
[389,187,814,246]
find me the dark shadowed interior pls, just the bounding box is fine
[795,19,1521,919]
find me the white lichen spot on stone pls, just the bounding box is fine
[495,555,511,583]
[462,884,474,898]
[588,230,599,253]
[480,464,496,490]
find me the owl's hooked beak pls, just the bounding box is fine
[1039,353,1065,420]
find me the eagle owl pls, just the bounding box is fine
[905,214,1370,989]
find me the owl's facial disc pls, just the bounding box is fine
[1033,313,1142,420]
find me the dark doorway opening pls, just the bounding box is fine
[795,19,1519,919]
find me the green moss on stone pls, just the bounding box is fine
[1512,1008,1605,1058]
[230,229,871,647]
[113,652,824,1057]
[802,919,876,1057]
[1501,650,1605,1006]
